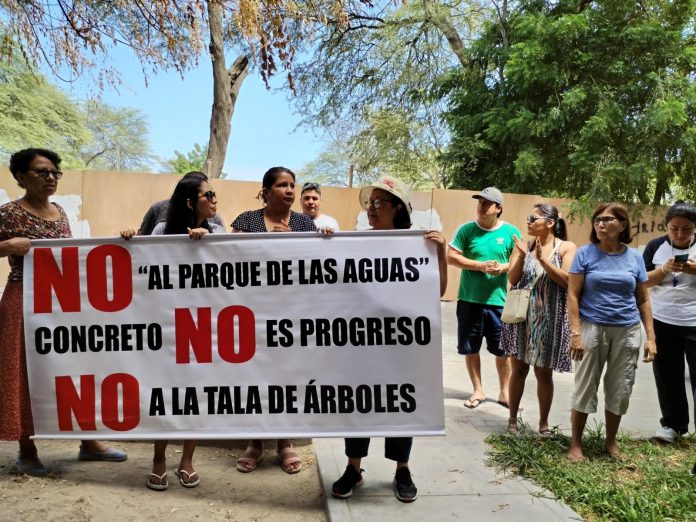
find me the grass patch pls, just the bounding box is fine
[486,422,696,522]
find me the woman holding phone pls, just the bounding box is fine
[643,201,696,443]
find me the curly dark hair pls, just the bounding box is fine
[9,148,62,187]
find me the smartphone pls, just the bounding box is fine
[674,253,689,262]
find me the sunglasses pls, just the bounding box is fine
[28,168,63,180]
[198,190,217,202]
[526,215,550,224]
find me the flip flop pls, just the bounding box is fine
[236,445,263,473]
[277,446,302,474]
[497,400,510,409]
[463,397,485,409]
[174,468,200,488]
[146,471,168,491]
[538,428,553,438]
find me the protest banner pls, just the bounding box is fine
[23,230,444,439]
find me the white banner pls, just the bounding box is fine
[23,231,444,439]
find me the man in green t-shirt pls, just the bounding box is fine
[447,187,521,409]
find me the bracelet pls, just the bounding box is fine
[570,332,581,337]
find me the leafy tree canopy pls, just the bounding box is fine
[441,0,696,205]
[167,143,209,174]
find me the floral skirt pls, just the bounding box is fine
[0,281,34,439]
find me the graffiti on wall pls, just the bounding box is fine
[0,190,90,238]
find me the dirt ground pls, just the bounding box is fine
[0,439,326,522]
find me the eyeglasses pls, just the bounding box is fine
[593,216,622,225]
[27,168,63,180]
[362,198,393,210]
[198,190,216,202]
[526,215,549,224]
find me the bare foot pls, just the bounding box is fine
[605,441,620,459]
[150,459,167,486]
[567,445,584,463]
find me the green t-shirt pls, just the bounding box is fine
[449,220,521,306]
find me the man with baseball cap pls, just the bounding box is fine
[447,187,521,410]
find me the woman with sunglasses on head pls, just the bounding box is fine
[642,201,696,444]
[331,176,447,503]
[231,167,315,476]
[300,183,340,231]
[122,171,222,490]
[566,203,656,462]
[0,148,127,477]
[501,204,576,436]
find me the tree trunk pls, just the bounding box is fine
[204,0,249,179]
[421,0,468,68]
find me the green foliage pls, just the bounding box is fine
[0,60,90,168]
[292,1,479,188]
[442,0,696,205]
[487,422,696,522]
[81,99,154,171]
[167,143,209,174]
[0,52,154,172]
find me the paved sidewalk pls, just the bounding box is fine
[315,302,690,521]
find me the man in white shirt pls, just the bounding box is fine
[301,183,340,230]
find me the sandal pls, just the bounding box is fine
[538,428,553,438]
[175,467,200,488]
[146,471,168,491]
[506,418,519,434]
[277,446,302,474]
[463,397,485,409]
[236,445,263,473]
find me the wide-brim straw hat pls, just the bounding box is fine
[358,175,413,214]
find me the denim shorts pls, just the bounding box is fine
[456,300,505,357]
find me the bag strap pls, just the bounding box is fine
[526,240,562,291]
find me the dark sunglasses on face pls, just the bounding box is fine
[198,190,217,202]
[28,168,63,180]
[526,215,549,224]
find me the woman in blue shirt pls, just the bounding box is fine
[566,202,656,462]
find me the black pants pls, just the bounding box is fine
[344,437,412,463]
[653,319,696,434]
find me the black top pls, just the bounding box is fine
[232,209,317,232]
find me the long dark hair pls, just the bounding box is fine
[534,203,567,240]
[163,172,212,234]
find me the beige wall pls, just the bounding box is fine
[0,168,668,299]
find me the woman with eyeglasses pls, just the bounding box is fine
[300,183,340,230]
[642,201,696,444]
[566,203,656,462]
[331,176,447,503]
[0,148,127,476]
[501,204,576,436]
[122,172,222,490]
[231,167,315,476]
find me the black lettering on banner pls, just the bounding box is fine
[267,319,293,348]
[266,260,293,286]
[149,388,166,415]
[148,265,174,290]
[400,384,416,412]
[298,258,338,285]
[34,324,163,354]
[295,316,432,347]
[172,387,200,415]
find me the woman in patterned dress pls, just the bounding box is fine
[232,166,315,475]
[501,204,576,435]
[0,148,127,477]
